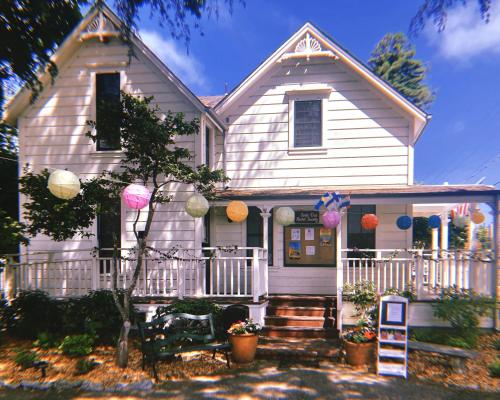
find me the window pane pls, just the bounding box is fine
[347,205,376,257]
[96,73,120,151]
[294,100,322,147]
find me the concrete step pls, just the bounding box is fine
[266,306,333,317]
[264,315,335,328]
[257,337,341,361]
[263,326,338,339]
[267,295,336,308]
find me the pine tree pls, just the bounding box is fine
[369,32,434,109]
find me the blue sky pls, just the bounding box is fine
[133,0,500,187]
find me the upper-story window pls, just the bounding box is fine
[96,73,120,151]
[294,100,322,147]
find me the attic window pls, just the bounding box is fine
[294,100,322,147]
[96,73,121,151]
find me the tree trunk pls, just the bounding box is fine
[116,320,131,368]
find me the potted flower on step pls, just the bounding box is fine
[342,282,378,366]
[227,319,262,363]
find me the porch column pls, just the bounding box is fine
[440,212,450,287]
[336,217,343,333]
[259,206,273,298]
[494,196,499,330]
[440,212,449,252]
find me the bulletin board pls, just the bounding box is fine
[284,225,336,267]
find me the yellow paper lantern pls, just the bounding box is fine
[185,194,209,218]
[226,200,248,223]
[471,210,485,224]
[47,169,81,200]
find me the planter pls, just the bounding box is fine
[344,340,375,366]
[229,333,258,363]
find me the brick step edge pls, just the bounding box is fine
[256,346,341,361]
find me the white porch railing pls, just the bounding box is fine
[341,248,495,299]
[1,247,268,302]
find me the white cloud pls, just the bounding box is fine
[139,30,210,93]
[425,2,500,59]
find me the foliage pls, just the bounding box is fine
[59,334,94,357]
[343,319,377,344]
[412,216,468,249]
[227,319,262,335]
[448,220,468,249]
[410,0,492,34]
[33,332,60,350]
[411,327,478,349]
[369,32,433,109]
[383,286,416,302]
[488,360,500,378]
[432,288,493,347]
[75,358,99,375]
[343,282,378,343]
[493,338,500,351]
[13,348,38,369]
[475,225,492,250]
[2,290,62,339]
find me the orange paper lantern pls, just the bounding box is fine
[361,213,378,230]
[471,210,485,224]
[226,200,248,223]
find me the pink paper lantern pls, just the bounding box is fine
[322,210,341,229]
[122,184,151,209]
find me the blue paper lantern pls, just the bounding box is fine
[428,215,441,229]
[396,215,412,230]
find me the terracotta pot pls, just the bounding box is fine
[344,340,375,366]
[230,333,258,363]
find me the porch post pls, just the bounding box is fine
[440,212,449,252]
[336,217,343,334]
[494,196,499,330]
[259,206,272,298]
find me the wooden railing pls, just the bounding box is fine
[1,247,268,302]
[341,248,494,299]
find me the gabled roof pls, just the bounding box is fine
[3,3,224,130]
[198,95,225,108]
[215,22,430,142]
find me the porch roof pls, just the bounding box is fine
[214,184,499,204]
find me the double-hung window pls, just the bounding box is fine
[96,73,121,151]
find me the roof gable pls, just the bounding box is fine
[215,23,430,141]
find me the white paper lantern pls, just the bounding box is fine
[275,207,295,226]
[47,169,81,200]
[185,193,209,218]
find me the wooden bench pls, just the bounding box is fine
[408,341,479,373]
[138,312,231,380]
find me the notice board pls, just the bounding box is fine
[284,225,336,267]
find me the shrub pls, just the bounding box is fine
[411,328,476,349]
[488,360,500,378]
[2,290,62,339]
[59,334,94,357]
[75,358,99,375]
[493,338,500,351]
[383,286,416,302]
[33,332,59,349]
[432,288,493,348]
[14,348,38,369]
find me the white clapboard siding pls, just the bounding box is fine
[19,38,201,254]
[219,58,411,188]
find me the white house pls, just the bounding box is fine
[3,4,499,334]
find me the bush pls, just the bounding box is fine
[488,360,500,378]
[33,332,59,349]
[432,288,493,348]
[412,328,476,349]
[493,338,500,351]
[14,348,38,369]
[2,290,62,339]
[59,334,94,357]
[75,358,99,375]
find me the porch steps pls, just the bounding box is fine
[263,295,337,339]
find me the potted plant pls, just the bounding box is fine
[227,319,262,363]
[342,282,378,366]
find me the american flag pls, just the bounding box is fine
[454,203,470,217]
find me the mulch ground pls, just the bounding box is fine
[409,332,500,392]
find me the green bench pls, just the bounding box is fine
[138,312,231,380]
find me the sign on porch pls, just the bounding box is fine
[294,211,319,224]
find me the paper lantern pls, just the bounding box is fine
[322,210,341,229]
[275,207,295,226]
[47,169,81,200]
[453,215,468,228]
[428,215,441,229]
[471,210,485,224]
[361,213,378,230]
[226,200,248,223]
[396,215,412,230]
[122,184,151,209]
[185,193,209,218]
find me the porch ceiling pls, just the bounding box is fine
[214,184,499,205]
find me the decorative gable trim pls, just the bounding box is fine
[79,10,120,42]
[278,32,338,62]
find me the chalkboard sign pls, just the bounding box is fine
[295,211,319,224]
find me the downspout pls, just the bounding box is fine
[222,128,227,183]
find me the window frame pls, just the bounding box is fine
[287,88,331,155]
[95,71,122,152]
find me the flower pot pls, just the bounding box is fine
[344,340,375,367]
[230,333,258,363]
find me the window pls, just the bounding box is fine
[246,207,273,266]
[96,73,120,151]
[205,126,211,167]
[347,205,376,258]
[294,100,322,147]
[97,199,121,259]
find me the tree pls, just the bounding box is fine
[475,225,492,250]
[410,0,492,34]
[19,92,228,367]
[369,32,434,109]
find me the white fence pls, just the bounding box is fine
[341,248,495,299]
[2,247,268,302]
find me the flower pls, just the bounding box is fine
[227,319,262,335]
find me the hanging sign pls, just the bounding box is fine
[295,211,319,224]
